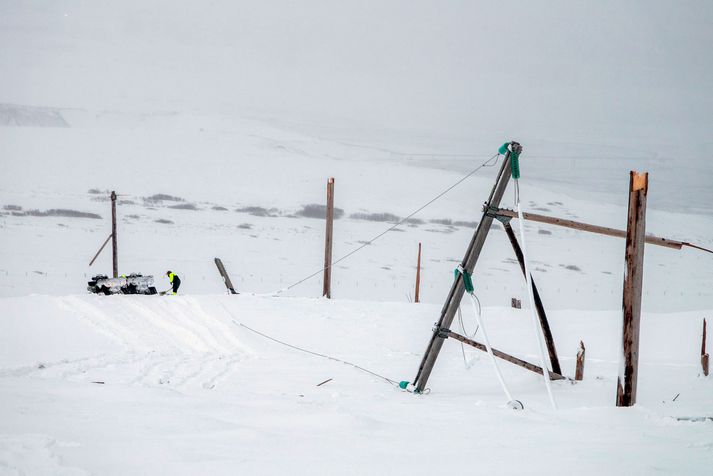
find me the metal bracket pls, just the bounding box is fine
[434,326,451,339]
[482,204,510,224]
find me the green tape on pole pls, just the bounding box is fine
[498,142,510,155]
[455,267,474,294]
[510,149,521,179]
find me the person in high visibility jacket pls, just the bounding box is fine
[166,271,181,295]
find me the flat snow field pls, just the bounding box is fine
[0,294,711,475]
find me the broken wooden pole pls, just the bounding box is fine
[111,191,118,278]
[616,171,648,407]
[702,318,709,377]
[575,341,586,381]
[502,221,562,376]
[89,233,113,267]
[415,242,422,303]
[413,146,516,393]
[444,330,565,380]
[323,178,335,298]
[214,258,238,294]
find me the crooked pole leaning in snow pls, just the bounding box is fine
[88,233,113,267]
[111,191,118,278]
[214,258,238,294]
[323,178,335,299]
[412,148,513,393]
[702,318,709,377]
[500,220,562,375]
[616,171,648,407]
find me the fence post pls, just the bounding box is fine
[415,242,422,303]
[616,171,648,407]
[323,178,335,298]
[575,340,585,381]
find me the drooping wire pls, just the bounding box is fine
[221,299,401,387]
[271,152,501,295]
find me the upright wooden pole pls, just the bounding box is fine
[111,191,118,278]
[575,341,586,381]
[702,318,709,377]
[415,242,422,303]
[616,171,648,407]
[413,145,515,392]
[502,221,562,375]
[323,178,335,298]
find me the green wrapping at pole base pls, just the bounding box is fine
[399,381,409,389]
[455,267,474,294]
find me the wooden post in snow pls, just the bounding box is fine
[214,258,238,294]
[616,171,648,407]
[111,191,118,278]
[323,178,335,298]
[575,341,586,381]
[415,242,422,303]
[702,318,709,377]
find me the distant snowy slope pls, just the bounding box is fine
[0,104,69,127]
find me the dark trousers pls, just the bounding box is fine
[172,277,181,294]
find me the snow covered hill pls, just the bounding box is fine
[0,294,711,475]
[1,110,711,311]
[1,1,712,474]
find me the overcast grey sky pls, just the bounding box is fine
[1,1,711,157]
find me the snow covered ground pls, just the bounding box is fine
[1,294,712,475]
[1,1,712,474]
[1,114,711,473]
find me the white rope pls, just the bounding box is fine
[465,292,521,409]
[457,301,480,368]
[514,181,558,410]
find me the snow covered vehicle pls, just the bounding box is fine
[87,274,157,295]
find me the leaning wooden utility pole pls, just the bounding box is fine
[702,318,709,377]
[111,190,118,278]
[412,146,515,393]
[500,220,562,375]
[323,178,335,298]
[415,242,422,303]
[616,171,648,407]
[214,258,238,294]
[89,233,113,267]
